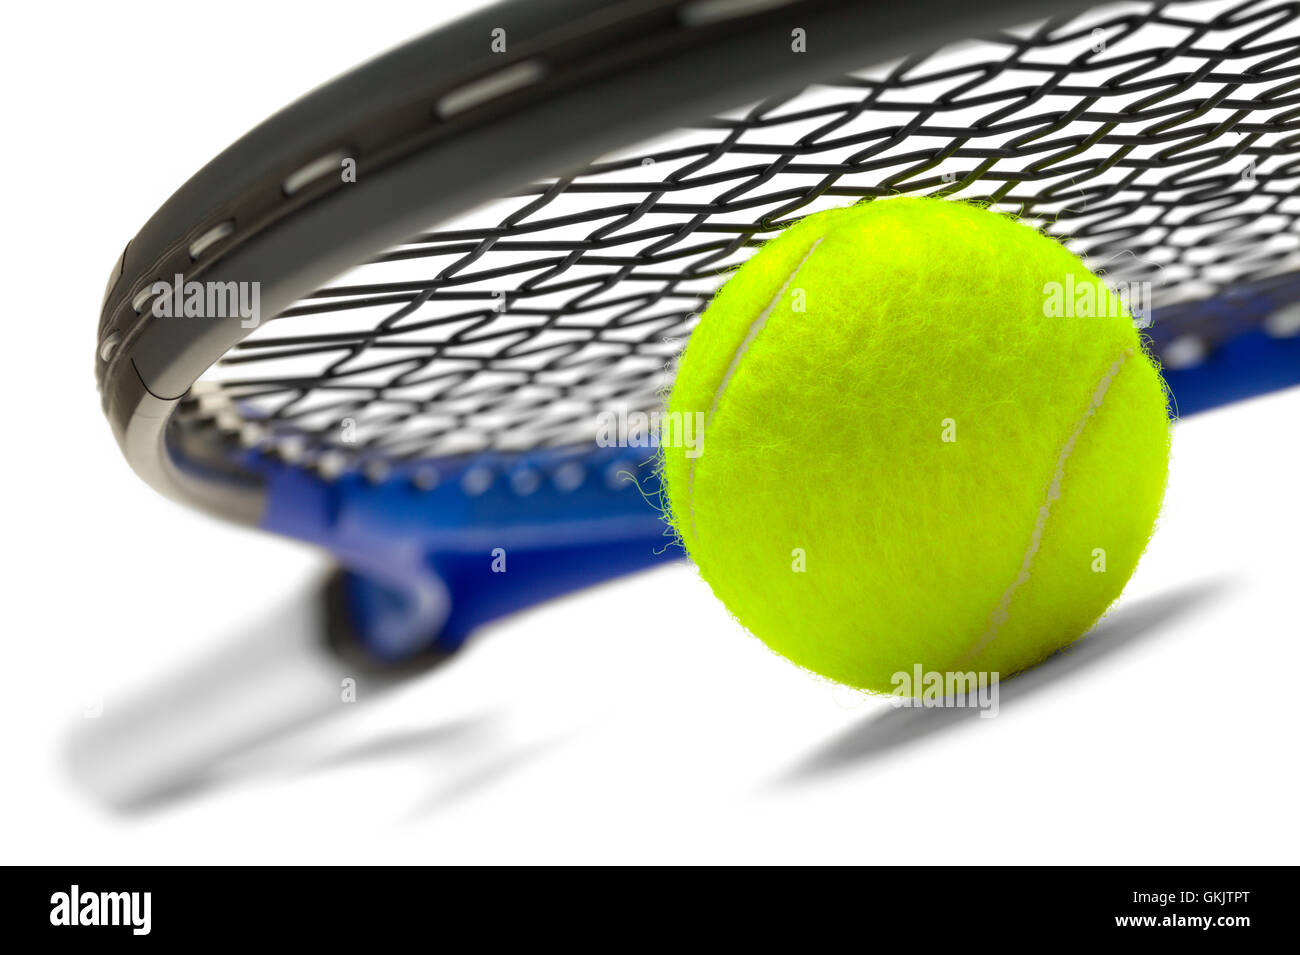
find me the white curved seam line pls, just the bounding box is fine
[686,237,823,539]
[958,346,1134,666]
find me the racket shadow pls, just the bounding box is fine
[772,578,1235,789]
[62,577,470,814]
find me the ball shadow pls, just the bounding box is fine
[772,578,1235,789]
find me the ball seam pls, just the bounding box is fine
[686,236,825,541]
[955,346,1136,669]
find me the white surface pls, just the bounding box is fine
[1,0,1297,864]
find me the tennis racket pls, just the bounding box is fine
[96,0,1300,678]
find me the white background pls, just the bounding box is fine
[1,0,1296,864]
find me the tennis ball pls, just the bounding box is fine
[662,197,1171,694]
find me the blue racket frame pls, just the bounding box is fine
[228,273,1300,666]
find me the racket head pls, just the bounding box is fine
[96,0,1300,660]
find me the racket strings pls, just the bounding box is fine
[179,0,1300,475]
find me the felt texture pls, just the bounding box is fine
[662,197,1172,694]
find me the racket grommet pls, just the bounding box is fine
[605,462,635,490]
[98,330,121,362]
[131,285,157,314]
[510,468,541,496]
[412,465,440,491]
[553,462,585,492]
[188,220,235,260]
[277,435,307,463]
[1264,302,1300,339]
[317,449,350,479]
[435,60,547,120]
[240,422,268,447]
[283,150,351,197]
[1162,334,1208,370]
[461,466,495,496]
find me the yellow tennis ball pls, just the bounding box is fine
[662,197,1171,694]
